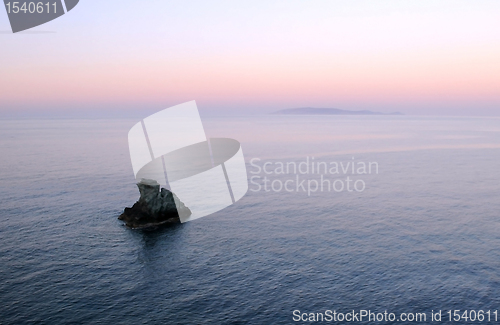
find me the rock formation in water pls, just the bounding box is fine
[119,178,191,228]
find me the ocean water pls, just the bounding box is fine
[1,115,500,324]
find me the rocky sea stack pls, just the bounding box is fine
[119,179,191,228]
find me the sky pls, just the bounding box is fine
[0,0,499,118]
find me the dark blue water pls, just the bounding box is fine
[1,116,500,324]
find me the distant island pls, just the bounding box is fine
[273,107,403,116]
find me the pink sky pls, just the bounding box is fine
[1,1,499,117]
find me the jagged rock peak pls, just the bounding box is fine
[119,179,191,229]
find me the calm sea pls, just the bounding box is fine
[1,115,500,324]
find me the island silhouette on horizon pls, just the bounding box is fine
[273,107,403,116]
